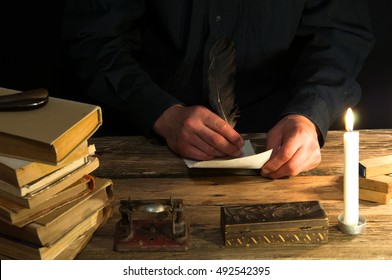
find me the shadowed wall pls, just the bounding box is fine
[1,1,391,131]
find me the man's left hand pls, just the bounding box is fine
[261,114,321,179]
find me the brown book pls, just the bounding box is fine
[0,177,113,246]
[359,175,392,193]
[0,87,102,164]
[0,142,94,188]
[0,156,99,208]
[0,157,100,226]
[0,205,113,260]
[359,155,392,178]
[359,188,392,204]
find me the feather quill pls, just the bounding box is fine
[208,38,239,127]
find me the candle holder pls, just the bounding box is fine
[337,214,366,235]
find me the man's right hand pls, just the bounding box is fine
[153,104,244,160]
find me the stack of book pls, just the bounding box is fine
[0,87,113,259]
[359,155,392,204]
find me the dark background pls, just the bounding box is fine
[1,1,391,131]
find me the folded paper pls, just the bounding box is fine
[183,140,272,169]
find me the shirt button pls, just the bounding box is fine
[215,15,221,23]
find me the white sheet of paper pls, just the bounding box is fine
[183,140,272,169]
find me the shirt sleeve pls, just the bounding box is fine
[282,0,374,146]
[62,0,181,135]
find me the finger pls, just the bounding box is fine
[186,133,227,157]
[262,146,306,179]
[172,129,226,159]
[262,142,321,179]
[265,128,283,161]
[204,114,244,149]
[197,123,242,157]
[180,144,216,161]
[265,129,282,152]
[262,137,300,175]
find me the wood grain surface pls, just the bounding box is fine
[73,130,392,259]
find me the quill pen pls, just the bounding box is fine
[208,38,239,127]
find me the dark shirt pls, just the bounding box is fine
[63,0,374,144]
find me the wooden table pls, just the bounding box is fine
[76,129,392,259]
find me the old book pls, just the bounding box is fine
[0,151,94,197]
[0,87,102,164]
[0,176,93,227]
[221,201,329,247]
[359,155,392,178]
[53,222,99,260]
[55,205,113,260]
[0,156,88,198]
[0,177,113,246]
[359,175,392,193]
[359,188,392,204]
[0,157,100,226]
[0,205,113,260]
[0,142,94,187]
[0,156,99,207]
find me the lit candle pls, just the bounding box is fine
[343,108,359,226]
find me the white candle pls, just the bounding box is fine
[343,108,359,226]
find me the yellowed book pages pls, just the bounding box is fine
[0,157,100,226]
[0,156,87,198]
[0,177,113,246]
[54,206,113,260]
[0,144,96,196]
[0,87,102,164]
[0,142,94,187]
[0,205,113,260]
[54,218,100,260]
[0,156,99,207]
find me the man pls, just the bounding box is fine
[63,0,374,178]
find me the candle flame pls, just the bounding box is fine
[345,108,354,132]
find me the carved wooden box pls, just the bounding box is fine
[221,201,329,247]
